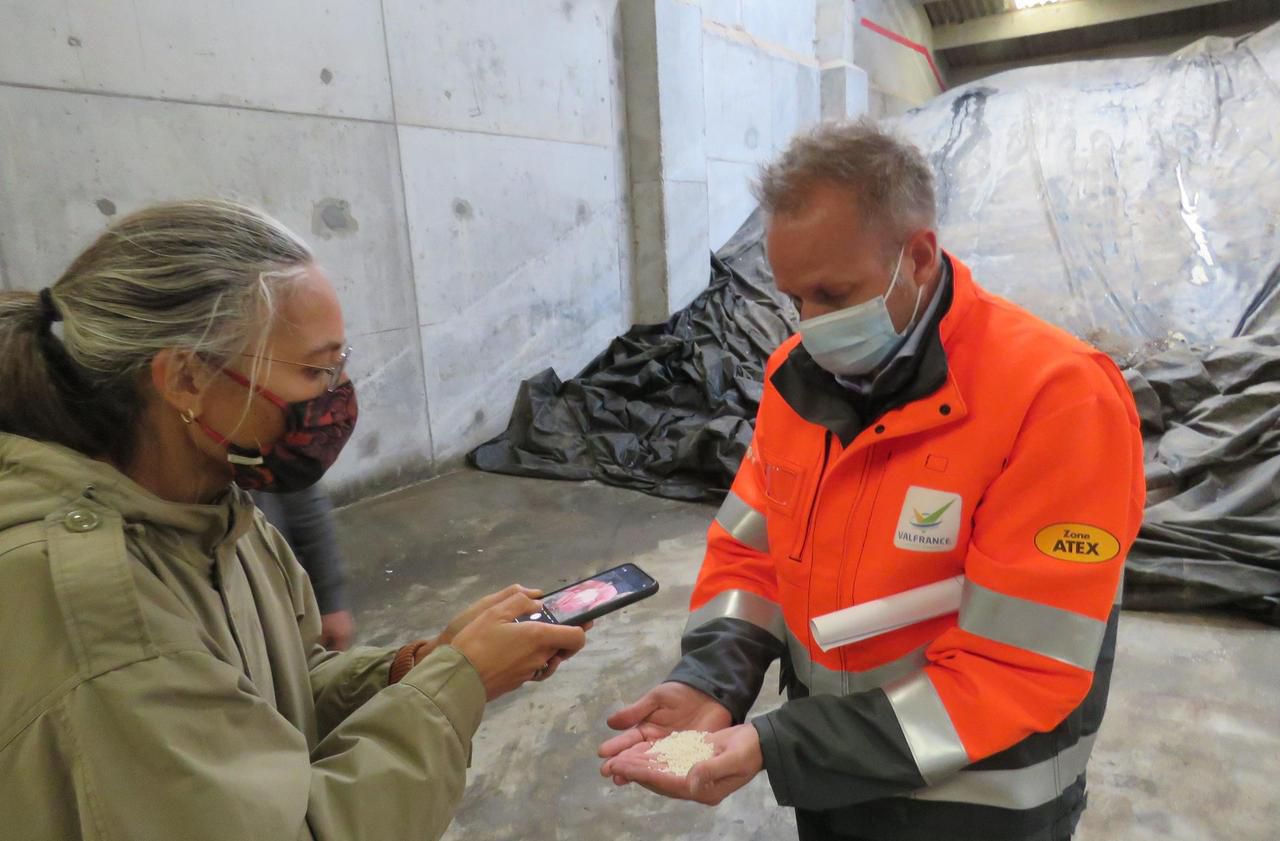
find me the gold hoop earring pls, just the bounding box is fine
[180,408,196,425]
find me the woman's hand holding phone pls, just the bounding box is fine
[436,583,543,647]
[451,590,587,700]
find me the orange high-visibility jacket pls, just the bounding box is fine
[670,255,1145,841]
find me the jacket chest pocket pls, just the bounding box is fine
[760,437,829,571]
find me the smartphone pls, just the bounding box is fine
[515,563,659,626]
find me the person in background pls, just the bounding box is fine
[0,199,586,840]
[253,486,355,650]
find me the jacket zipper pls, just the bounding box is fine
[840,448,886,611]
[791,429,833,562]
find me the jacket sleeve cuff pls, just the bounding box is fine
[752,715,796,807]
[664,668,742,720]
[666,617,785,724]
[400,644,487,750]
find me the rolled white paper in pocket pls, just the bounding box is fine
[810,575,964,653]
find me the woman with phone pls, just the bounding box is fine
[0,199,586,841]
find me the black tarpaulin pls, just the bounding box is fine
[1123,319,1280,624]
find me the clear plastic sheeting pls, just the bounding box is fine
[891,23,1280,364]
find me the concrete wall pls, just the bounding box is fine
[621,0,823,323]
[0,0,877,501]
[701,1,821,252]
[852,0,947,116]
[0,0,632,499]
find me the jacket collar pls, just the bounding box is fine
[771,252,973,447]
[939,250,979,345]
[0,433,258,556]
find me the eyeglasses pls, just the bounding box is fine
[241,345,352,392]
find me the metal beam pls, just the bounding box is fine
[933,0,1227,50]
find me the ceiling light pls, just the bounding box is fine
[1013,0,1066,9]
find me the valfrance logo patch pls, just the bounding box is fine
[894,486,963,553]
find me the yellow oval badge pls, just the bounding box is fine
[1034,523,1120,563]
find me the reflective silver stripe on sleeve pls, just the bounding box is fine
[958,581,1107,671]
[909,732,1098,810]
[684,589,786,642]
[883,671,970,785]
[787,629,928,696]
[1115,571,1125,606]
[713,491,769,553]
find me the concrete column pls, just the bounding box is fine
[622,0,711,323]
[817,0,870,121]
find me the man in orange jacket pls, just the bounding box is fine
[599,119,1145,841]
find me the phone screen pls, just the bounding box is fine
[534,564,657,625]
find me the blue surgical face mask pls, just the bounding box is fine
[798,248,923,377]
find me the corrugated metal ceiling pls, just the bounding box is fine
[922,0,1033,27]
[941,0,1280,68]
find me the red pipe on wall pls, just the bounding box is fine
[859,16,948,92]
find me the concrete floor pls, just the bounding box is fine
[337,470,1280,841]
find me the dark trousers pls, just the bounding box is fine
[795,809,870,841]
[795,808,1076,841]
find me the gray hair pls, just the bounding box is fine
[0,199,312,465]
[755,118,937,244]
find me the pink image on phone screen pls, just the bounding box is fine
[546,580,619,619]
